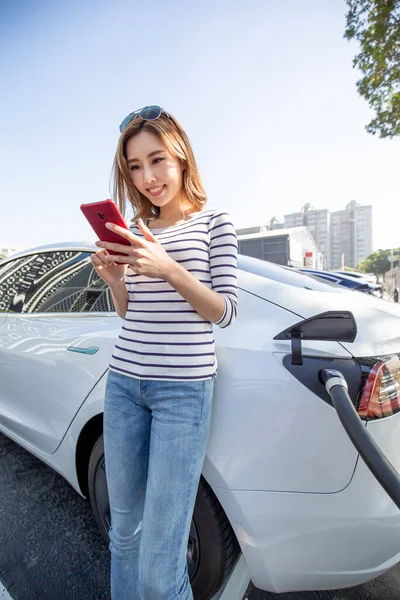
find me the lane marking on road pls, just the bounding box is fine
[0,582,12,599]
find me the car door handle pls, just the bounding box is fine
[67,346,99,355]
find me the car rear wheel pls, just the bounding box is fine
[88,435,239,600]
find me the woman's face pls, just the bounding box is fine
[125,131,184,208]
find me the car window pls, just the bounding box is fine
[335,277,361,289]
[15,250,115,314]
[0,255,42,313]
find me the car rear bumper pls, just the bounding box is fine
[213,414,400,593]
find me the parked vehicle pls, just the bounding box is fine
[333,270,378,285]
[1,243,400,597]
[333,270,382,296]
[299,268,382,295]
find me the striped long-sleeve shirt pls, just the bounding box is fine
[108,208,238,381]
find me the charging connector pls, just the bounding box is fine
[320,368,400,510]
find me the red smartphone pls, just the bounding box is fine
[80,199,131,257]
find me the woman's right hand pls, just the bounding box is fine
[91,249,127,287]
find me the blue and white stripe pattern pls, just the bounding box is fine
[109,208,238,381]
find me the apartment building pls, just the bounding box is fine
[284,204,330,268]
[330,201,373,270]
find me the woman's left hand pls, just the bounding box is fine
[95,218,176,280]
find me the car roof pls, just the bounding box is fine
[7,241,98,255]
[1,242,344,293]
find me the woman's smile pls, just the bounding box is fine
[147,184,166,197]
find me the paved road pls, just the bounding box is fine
[0,433,399,600]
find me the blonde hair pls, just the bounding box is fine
[112,111,207,222]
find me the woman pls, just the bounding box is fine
[91,106,238,600]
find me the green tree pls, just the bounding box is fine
[358,248,400,274]
[345,0,400,137]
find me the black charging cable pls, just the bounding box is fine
[320,368,400,510]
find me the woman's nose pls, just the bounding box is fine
[143,166,156,184]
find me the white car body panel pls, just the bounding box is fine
[0,369,109,499]
[243,270,400,355]
[0,313,119,453]
[213,414,400,593]
[1,245,400,593]
[203,291,359,493]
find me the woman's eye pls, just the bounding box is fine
[153,157,164,165]
[129,165,139,171]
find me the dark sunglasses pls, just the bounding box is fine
[119,105,168,133]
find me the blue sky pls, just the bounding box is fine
[1,0,399,252]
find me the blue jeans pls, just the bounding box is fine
[103,369,214,600]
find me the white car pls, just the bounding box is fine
[1,242,400,599]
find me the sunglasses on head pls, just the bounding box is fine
[119,105,169,133]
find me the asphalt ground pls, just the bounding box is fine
[0,433,399,600]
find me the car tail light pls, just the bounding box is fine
[357,355,400,420]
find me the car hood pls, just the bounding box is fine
[239,271,400,357]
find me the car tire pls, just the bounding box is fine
[88,435,240,600]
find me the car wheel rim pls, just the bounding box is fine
[95,458,200,579]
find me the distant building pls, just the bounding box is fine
[284,212,304,228]
[285,204,330,268]
[236,217,284,237]
[268,217,284,230]
[330,201,373,269]
[237,226,323,269]
[236,225,269,236]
